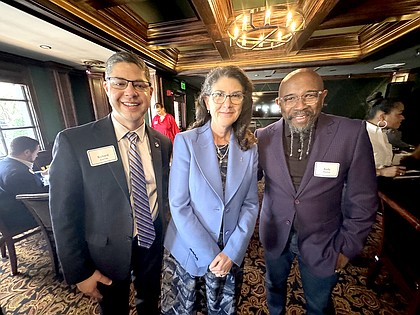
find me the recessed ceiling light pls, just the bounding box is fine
[374,63,405,70]
[39,44,52,50]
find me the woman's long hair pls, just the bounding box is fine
[190,65,257,151]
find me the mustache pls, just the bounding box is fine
[286,109,314,120]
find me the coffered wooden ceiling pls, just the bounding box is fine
[10,0,420,79]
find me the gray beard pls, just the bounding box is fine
[286,119,315,134]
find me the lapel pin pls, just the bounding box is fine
[240,157,243,162]
[154,142,160,148]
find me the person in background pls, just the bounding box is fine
[400,144,420,170]
[256,68,378,315]
[150,102,180,143]
[386,128,414,151]
[49,51,172,315]
[365,92,407,177]
[0,136,48,229]
[161,65,259,315]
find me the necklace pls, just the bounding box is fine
[215,143,229,165]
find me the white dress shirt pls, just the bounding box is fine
[366,121,393,168]
[111,115,159,225]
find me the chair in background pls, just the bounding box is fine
[367,192,420,315]
[16,193,60,277]
[0,203,42,275]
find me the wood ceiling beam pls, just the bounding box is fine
[286,0,340,55]
[319,0,420,29]
[189,0,233,60]
[359,17,420,56]
[148,19,212,49]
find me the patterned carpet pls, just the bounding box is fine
[0,217,408,315]
[0,192,409,315]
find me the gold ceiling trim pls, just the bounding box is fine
[49,0,177,70]
[360,16,420,55]
[176,48,361,74]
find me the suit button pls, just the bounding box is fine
[225,230,230,235]
[294,199,300,204]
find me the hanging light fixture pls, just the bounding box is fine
[227,2,305,50]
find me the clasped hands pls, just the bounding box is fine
[209,252,233,278]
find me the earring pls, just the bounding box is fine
[376,120,387,129]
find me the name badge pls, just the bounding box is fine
[314,162,340,178]
[87,146,118,167]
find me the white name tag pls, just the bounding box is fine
[314,162,340,178]
[87,146,118,167]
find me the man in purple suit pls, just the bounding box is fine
[255,69,378,315]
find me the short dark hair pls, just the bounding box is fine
[105,51,150,82]
[155,102,164,109]
[10,136,39,155]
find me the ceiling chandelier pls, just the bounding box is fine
[227,3,305,50]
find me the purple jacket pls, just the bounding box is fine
[256,113,378,277]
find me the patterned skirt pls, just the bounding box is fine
[161,249,243,315]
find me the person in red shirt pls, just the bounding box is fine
[151,102,180,143]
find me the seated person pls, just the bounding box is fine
[365,92,407,178]
[0,136,49,229]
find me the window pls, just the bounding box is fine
[0,81,42,157]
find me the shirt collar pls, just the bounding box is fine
[8,156,33,170]
[111,114,146,142]
[366,121,384,133]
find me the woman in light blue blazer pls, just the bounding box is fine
[161,66,259,315]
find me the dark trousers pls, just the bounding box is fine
[265,233,338,315]
[98,215,164,315]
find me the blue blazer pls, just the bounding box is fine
[164,122,259,276]
[256,113,378,277]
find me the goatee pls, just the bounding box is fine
[286,119,315,134]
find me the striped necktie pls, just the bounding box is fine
[126,131,155,248]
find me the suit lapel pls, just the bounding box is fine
[146,125,163,198]
[192,123,224,202]
[224,137,251,204]
[268,120,296,194]
[297,113,336,195]
[92,116,130,200]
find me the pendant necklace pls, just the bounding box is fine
[215,143,229,165]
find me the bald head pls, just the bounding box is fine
[276,68,327,132]
[280,68,324,96]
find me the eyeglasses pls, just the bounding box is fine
[210,91,244,105]
[280,91,323,107]
[106,77,151,92]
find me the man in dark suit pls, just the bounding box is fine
[0,136,48,229]
[255,69,378,315]
[49,51,172,315]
